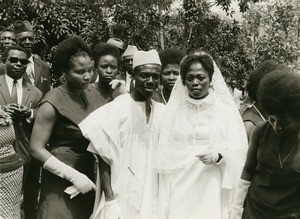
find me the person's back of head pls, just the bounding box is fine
[246,60,281,102]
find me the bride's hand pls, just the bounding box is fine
[196,149,220,165]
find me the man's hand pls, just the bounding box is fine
[10,104,32,119]
[2,103,18,116]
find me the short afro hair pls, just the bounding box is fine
[258,68,300,119]
[54,36,91,72]
[159,48,185,70]
[180,53,214,84]
[92,43,121,68]
[2,45,27,62]
[246,60,280,102]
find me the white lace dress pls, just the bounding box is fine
[158,93,246,219]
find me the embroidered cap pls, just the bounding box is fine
[133,50,161,70]
[122,45,138,58]
[14,20,33,34]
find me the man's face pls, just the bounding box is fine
[0,31,16,50]
[5,49,29,80]
[123,55,133,75]
[16,31,35,55]
[134,64,161,100]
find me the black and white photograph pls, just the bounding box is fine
[0,0,299,218]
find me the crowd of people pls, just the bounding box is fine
[0,20,299,219]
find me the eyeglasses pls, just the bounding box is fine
[8,57,30,65]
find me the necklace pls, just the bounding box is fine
[252,103,266,121]
[278,131,300,168]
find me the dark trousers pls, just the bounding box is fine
[23,159,41,219]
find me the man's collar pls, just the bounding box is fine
[28,55,34,63]
[4,74,23,85]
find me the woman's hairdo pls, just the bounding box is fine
[180,52,214,84]
[159,48,185,70]
[92,43,121,68]
[246,60,280,102]
[54,36,91,72]
[258,68,300,118]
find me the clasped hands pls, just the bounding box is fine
[2,103,31,119]
[196,149,221,165]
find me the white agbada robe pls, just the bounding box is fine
[79,94,164,219]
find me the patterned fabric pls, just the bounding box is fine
[0,125,16,159]
[0,123,23,219]
[0,167,23,219]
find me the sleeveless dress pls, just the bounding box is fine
[243,122,300,218]
[37,86,101,219]
[0,119,23,219]
[241,105,263,125]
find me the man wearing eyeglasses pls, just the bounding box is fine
[14,20,51,97]
[0,45,42,219]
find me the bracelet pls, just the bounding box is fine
[216,153,223,163]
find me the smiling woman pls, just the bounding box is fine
[29,36,102,219]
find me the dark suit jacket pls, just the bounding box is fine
[23,56,51,97]
[0,63,5,75]
[0,56,51,97]
[0,75,42,164]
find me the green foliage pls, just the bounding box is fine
[0,0,109,59]
[183,0,253,86]
[1,0,297,88]
[242,0,300,67]
[110,2,162,50]
[0,0,109,85]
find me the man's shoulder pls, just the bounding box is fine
[33,56,50,68]
[23,80,42,95]
[0,63,5,75]
[113,93,130,102]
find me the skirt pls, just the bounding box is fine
[37,147,95,219]
[0,166,23,219]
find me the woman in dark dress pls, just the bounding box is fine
[231,68,300,219]
[241,60,280,140]
[30,36,101,219]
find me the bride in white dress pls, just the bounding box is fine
[156,52,248,219]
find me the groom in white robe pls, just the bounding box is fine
[79,50,164,219]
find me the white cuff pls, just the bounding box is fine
[26,109,34,123]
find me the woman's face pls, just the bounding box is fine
[161,64,180,91]
[96,55,118,85]
[184,62,210,99]
[66,55,93,90]
[268,113,300,136]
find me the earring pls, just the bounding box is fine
[209,82,213,88]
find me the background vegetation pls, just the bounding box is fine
[0,0,299,87]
